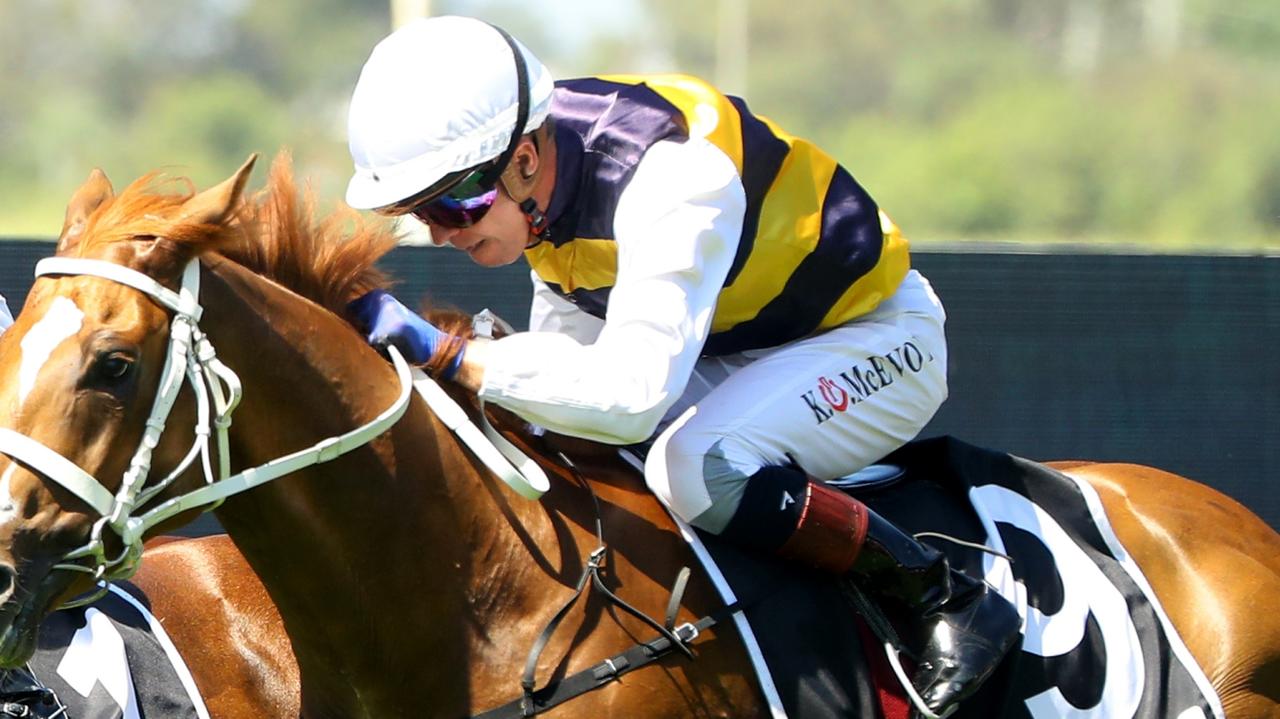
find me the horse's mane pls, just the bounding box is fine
[74,152,472,373]
[74,153,399,316]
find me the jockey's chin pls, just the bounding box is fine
[449,230,527,268]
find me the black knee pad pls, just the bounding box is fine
[718,465,810,552]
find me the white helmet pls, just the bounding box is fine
[345,16,555,210]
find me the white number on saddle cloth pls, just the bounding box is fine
[971,484,1143,718]
[56,607,141,718]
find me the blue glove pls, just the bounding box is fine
[346,290,465,378]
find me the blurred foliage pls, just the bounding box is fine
[650,0,1280,249]
[0,0,1276,250]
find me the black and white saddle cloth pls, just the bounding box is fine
[0,583,209,719]
[651,436,1225,719]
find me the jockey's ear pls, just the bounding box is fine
[178,153,258,227]
[499,136,541,202]
[59,168,114,254]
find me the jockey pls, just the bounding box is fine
[343,16,1020,714]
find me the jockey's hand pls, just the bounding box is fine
[346,290,464,377]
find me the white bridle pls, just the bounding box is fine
[0,257,414,603]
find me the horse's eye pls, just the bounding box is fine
[95,352,135,383]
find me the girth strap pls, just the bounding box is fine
[471,599,746,719]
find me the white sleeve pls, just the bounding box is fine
[527,270,603,344]
[0,295,12,333]
[479,138,746,444]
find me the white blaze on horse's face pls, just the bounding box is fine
[18,296,84,407]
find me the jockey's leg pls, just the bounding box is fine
[763,473,1021,715]
[644,272,1019,715]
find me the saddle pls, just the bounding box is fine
[642,436,1221,719]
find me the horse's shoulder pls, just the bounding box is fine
[136,535,284,628]
[134,536,300,717]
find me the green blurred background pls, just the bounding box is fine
[3,0,1278,251]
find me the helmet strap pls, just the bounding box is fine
[478,24,531,190]
[484,23,550,248]
[494,163,550,246]
[498,127,553,248]
[520,198,551,246]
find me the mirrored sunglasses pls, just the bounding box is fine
[407,167,500,229]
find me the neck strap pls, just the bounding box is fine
[478,24,531,189]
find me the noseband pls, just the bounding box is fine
[0,257,414,604]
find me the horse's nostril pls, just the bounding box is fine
[0,566,13,597]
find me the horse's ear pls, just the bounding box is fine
[178,153,258,227]
[59,168,114,253]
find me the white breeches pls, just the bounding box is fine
[644,270,949,533]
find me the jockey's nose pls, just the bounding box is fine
[429,225,460,247]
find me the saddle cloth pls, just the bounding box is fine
[0,583,209,719]
[637,436,1225,719]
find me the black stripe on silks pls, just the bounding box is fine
[542,280,612,320]
[704,165,884,356]
[565,286,611,318]
[724,96,790,289]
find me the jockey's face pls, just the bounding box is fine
[426,135,550,268]
[426,187,529,267]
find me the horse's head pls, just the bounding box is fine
[0,156,256,665]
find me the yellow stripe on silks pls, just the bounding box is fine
[597,74,746,173]
[816,211,911,330]
[710,119,838,334]
[524,238,619,292]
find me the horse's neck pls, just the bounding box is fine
[192,260,563,710]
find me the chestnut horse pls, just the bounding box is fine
[129,534,300,717]
[0,154,1274,718]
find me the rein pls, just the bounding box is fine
[473,451,751,719]
[0,257,415,603]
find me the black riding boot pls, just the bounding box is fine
[755,476,1020,716]
[846,510,1022,714]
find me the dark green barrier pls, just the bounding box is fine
[915,251,1278,532]
[3,240,1276,530]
